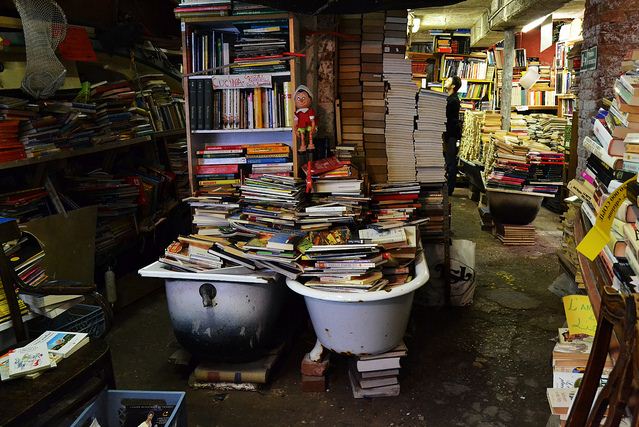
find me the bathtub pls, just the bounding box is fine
[139,262,285,361]
[286,251,429,356]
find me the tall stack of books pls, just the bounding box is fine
[348,342,406,398]
[184,196,240,237]
[485,134,529,191]
[361,12,387,184]
[370,183,422,227]
[383,11,416,183]
[414,90,447,183]
[420,185,446,238]
[338,15,364,151]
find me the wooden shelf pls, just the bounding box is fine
[181,12,290,23]
[574,209,620,360]
[0,129,186,171]
[191,127,292,134]
[512,105,559,111]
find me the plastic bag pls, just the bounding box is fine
[449,239,476,306]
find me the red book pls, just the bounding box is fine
[196,164,239,175]
[205,145,244,151]
[373,194,419,201]
[302,156,344,176]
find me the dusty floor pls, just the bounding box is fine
[108,189,565,426]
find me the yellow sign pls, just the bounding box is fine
[562,295,597,336]
[576,175,637,261]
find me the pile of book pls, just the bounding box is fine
[93,81,154,142]
[459,110,485,162]
[524,114,567,149]
[0,331,89,381]
[383,14,417,183]
[188,78,294,130]
[509,113,529,138]
[494,223,535,246]
[235,174,304,233]
[524,151,565,195]
[65,171,140,258]
[166,139,190,199]
[0,119,25,163]
[414,90,447,183]
[420,185,446,238]
[348,342,406,398]
[0,188,52,223]
[338,15,364,151]
[137,74,186,132]
[370,183,423,227]
[6,233,48,288]
[361,12,387,184]
[546,327,610,424]
[19,293,82,319]
[485,135,529,191]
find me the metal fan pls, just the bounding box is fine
[13,0,68,98]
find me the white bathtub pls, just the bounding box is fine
[286,251,429,356]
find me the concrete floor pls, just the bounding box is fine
[108,189,566,426]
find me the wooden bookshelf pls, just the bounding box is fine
[179,12,299,194]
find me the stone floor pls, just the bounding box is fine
[108,189,566,426]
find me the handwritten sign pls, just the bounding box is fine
[562,295,597,336]
[211,74,272,90]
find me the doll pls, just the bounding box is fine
[293,85,316,153]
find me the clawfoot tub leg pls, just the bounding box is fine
[309,338,324,362]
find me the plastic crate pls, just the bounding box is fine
[70,390,186,427]
[27,304,106,338]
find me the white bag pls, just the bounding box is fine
[449,239,476,306]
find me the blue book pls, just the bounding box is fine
[247,157,289,164]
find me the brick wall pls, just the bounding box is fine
[577,0,639,171]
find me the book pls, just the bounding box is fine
[18,293,82,308]
[348,368,400,398]
[8,343,53,378]
[29,331,90,358]
[122,404,177,427]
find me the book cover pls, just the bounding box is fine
[29,330,89,357]
[8,343,52,378]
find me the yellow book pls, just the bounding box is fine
[198,179,240,186]
[283,81,294,128]
[254,88,263,129]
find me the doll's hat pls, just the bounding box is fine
[295,84,313,99]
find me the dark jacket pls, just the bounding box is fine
[446,93,461,139]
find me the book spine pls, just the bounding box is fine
[196,79,205,130]
[198,179,241,185]
[583,136,622,170]
[197,157,247,165]
[189,79,197,131]
[246,157,288,164]
[255,88,263,129]
[204,78,212,130]
[248,92,254,129]
[196,165,239,174]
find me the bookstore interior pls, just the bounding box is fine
[1,0,639,425]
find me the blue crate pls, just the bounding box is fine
[27,304,106,338]
[70,390,186,427]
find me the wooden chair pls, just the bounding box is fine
[566,284,638,426]
[0,217,112,344]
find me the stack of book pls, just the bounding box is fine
[232,21,289,74]
[420,185,446,238]
[338,15,364,150]
[509,113,529,138]
[348,342,406,398]
[137,74,186,132]
[65,171,140,258]
[235,174,305,234]
[166,139,190,199]
[19,294,82,319]
[485,135,530,191]
[161,237,226,272]
[92,81,150,141]
[459,110,484,162]
[6,233,48,288]
[174,1,231,20]
[524,151,565,195]
[0,188,52,223]
[383,12,416,183]
[370,183,422,227]
[0,120,25,163]
[0,331,89,381]
[0,286,28,324]
[297,227,385,291]
[524,114,567,148]
[195,145,244,193]
[184,196,240,236]
[494,223,535,246]
[361,12,387,183]
[414,90,447,183]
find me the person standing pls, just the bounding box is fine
[444,76,462,196]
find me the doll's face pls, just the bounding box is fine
[295,91,312,109]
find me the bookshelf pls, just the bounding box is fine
[179,11,299,194]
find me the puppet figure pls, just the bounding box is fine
[293,85,316,153]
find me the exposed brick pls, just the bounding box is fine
[300,352,330,376]
[301,375,327,392]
